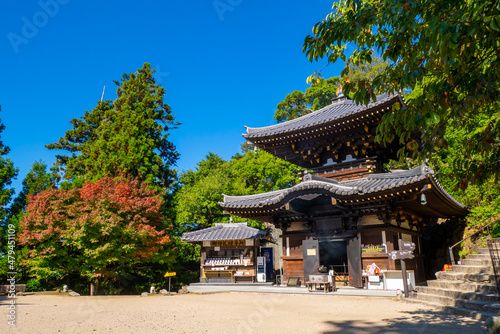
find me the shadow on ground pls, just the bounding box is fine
[323,309,485,334]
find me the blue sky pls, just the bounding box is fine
[0,0,344,196]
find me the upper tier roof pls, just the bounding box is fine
[241,93,405,169]
[181,222,266,242]
[244,93,402,140]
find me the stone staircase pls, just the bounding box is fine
[407,238,500,320]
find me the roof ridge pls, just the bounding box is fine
[244,93,396,138]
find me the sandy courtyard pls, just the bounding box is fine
[0,292,485,334]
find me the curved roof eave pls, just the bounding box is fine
[219,163,467,217]
[243,93,403,139]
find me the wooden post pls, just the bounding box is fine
[90,283,94,296]
[401,259,409,297]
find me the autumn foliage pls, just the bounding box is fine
[19,177,170,287]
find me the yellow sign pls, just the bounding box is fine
[361,245,386,254]
[210,239,246,247]
[164,272,177,277]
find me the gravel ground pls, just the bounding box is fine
[0,292,486,334]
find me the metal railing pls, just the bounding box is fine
[448,219,499,265]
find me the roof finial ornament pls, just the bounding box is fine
[303,171,313,182]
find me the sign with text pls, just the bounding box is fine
[362,245,386,254]
[388,250,415,261]
[164,272,177,277]
[210,239,246,247]
[399,240,416,251]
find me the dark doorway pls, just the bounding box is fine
[319,240,348,275]
[260,247,274,281]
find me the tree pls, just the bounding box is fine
[46,63,179,188]
[9,160,55,218]
[0,161,54,288]
[175,153,242,230]
[0,106,18,225]
[19,177,171,293]
[274,56,388,123]
[303,0,500,186]
[274,77,340,123]
[175,150,301,231]
[229,150,302,193]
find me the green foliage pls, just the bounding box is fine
[429,112,500,239]
[19,177,173,293]
[303,0,500,185]
[230,150,302,193]
[9,160,55,218]
[274,77,340,123]
[174,150,301,231]
[0,106,18,225]
[174,153,243,230]
[346,55,389,94]
[46,63,179,189]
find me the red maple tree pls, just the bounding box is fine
[19,177,171,292]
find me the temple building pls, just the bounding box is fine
[219,93,467,287]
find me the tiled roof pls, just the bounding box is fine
[220,164,466,214]
[244,93,402,139]
[181,222,266,242]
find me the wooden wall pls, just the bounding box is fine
[282,233,306,284]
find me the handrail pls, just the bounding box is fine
[449,219,499,265]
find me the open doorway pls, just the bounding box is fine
[319,240,348,275]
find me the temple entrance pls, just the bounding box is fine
[319,240,348,273]
[319,240,349,284]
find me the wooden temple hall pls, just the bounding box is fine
[219,93,467,287]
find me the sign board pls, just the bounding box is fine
[211,239,246,247]
[306,248,317,256]
[362,245,386,254]
[388,250,415,261]
[287,277,301,287]
[164,272,177,277]
[442,264,453,271]
[399,240,416,251]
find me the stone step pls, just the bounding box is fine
[472,247,490,254]
[411,292,500,314]
[416,286,499,303]
[436,271,496,283]
[405,297,495,321]
[461,258,492,266]
[467,253,492,261]
[427,279,499,294]
[452,264,493,274]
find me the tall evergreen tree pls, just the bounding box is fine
[46,63,179,188]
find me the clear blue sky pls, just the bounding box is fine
[0,0,344,196]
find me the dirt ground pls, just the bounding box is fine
[0,292,486,334]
